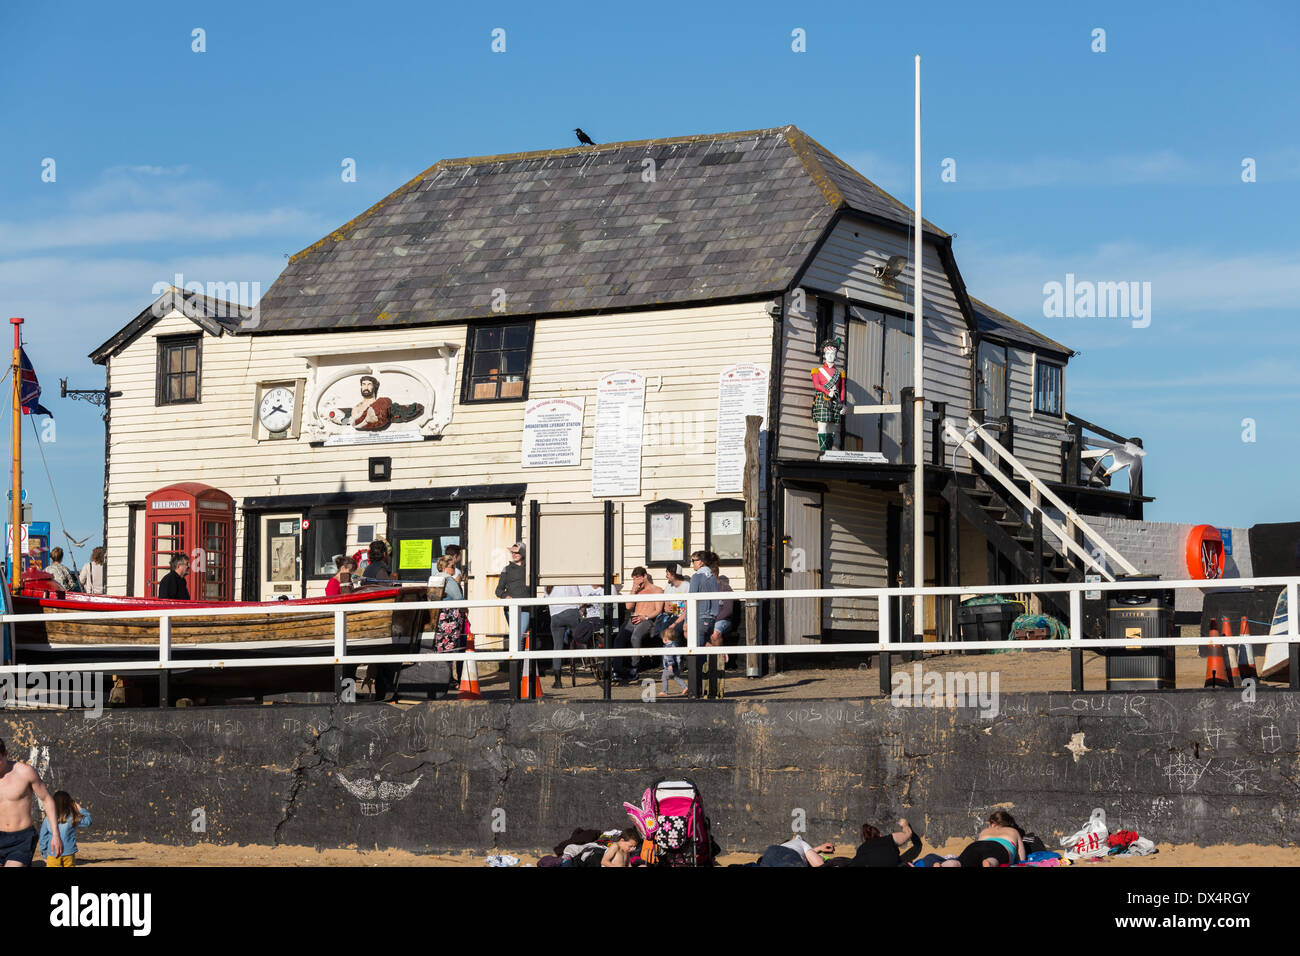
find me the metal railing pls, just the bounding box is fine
[0,577,1295,687]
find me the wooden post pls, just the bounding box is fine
[10,318,22,596]
[743,415,762,679]
[1068,419,1083,486]
[947,496,960,646]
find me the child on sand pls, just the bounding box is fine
[40,791,92,867]
[601,828,642,867]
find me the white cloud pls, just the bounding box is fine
[941,145,1300,190]
[960,240,1300,319]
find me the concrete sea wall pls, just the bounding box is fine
[3,691,1297,853]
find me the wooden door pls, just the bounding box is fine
[845,306,885,453]
[260,514,302,601]
[881,313,914,462]
[466,503,518,651]
[783,487,823,644]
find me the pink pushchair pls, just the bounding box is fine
[624,777,716,867]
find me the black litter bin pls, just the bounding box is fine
[1106,581,1175,690]
[958,601,1021,653]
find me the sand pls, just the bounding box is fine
[55,839,1296,867]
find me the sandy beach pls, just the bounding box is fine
[53,839,1297,867]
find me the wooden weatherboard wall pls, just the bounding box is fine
[785,217,973,465]
[102,301,773,596]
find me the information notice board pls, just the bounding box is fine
[714,363,768,494]
[522,397,585,468]
[591,371,646,497]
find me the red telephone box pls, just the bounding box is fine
[145,483,235,600]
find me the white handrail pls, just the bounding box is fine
[951,417,1139,578]
[946,420,1110,579]
[0,576,1292,681]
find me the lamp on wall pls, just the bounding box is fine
[873,255,908,280]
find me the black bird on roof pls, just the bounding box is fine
[574,128,596,146]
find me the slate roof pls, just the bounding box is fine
[253,125,948,334]
[971,297,1073,359]
[90,287,245,364]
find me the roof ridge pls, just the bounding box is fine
[287,125,801,264]
[795,128,948,237]
[970,295,1073,355]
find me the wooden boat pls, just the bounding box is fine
[11,570,432,659]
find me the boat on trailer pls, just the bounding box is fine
[11,571,431,660]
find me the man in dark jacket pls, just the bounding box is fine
[157,554,191,600]
[495,542,531,647]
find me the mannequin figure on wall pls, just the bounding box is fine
[810,337,845,455]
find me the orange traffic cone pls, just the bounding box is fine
[458,627,481,700]
[1219,616,1241,678]
[1204,638,1234,689]
[519,632,543,699]
[1235,616,1257,680]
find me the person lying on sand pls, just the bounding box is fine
[939,811,1026,867]
[851,818,923,867]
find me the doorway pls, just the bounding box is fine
[261,514,302,601]
[782,486,823,644]
[846,306,913,461]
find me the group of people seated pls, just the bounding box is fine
[609,553,734,693]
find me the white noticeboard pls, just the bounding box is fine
[522,397,585,468]
[591,371,646,497]
[714,363,769,494]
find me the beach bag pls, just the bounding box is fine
[1060,808,1110,859]
[655,816,689,853]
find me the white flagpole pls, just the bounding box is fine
[912,54,925,642]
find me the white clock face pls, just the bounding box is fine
[259,387,294,434]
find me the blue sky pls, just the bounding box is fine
[0,0,1297,563]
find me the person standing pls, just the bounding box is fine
[157,554,191,600]
[686,550,719,647]
[433,554,468,685]
[0,736,61,866]
[547,584,582,688]
[46,548,81,593]
[79,546,106,594]
[360,540,391,583]
[39,791,92,868]
[495,542,531,648]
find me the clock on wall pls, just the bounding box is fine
[253,380,304,440]
[259,386,295,435]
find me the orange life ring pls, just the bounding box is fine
[1185,525,1224,579]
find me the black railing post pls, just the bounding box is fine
[998,414,1015,480]
[969,408,985,478]
[1068,419,1083,486]
[900,387,915,466]
[930,401,946,468]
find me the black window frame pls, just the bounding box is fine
[644,499,691,569]
[815,296,834,348]
[1033,359,1064,417]
[155,333,202,406]
[305,508,350,579]
[460,320,535,405]
[704,498,745,566]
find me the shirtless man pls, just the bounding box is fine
[0,736,60,866]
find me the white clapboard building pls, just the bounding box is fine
[91,126,1149,647]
